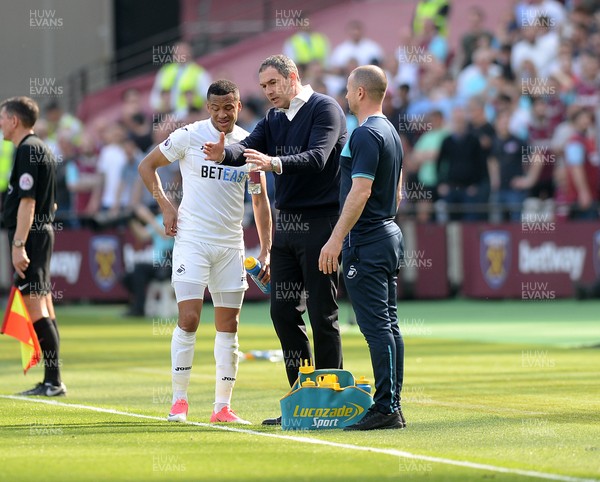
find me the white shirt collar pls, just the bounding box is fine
[279,84,314,121]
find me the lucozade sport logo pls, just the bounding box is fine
[292,403,365,428]
[480,231,511,289]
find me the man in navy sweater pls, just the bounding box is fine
[204,55,347,426]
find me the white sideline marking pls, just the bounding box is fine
[1,395,596,482]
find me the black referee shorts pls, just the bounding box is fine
[8,223,54,295]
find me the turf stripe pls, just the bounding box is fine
[1,395,596,482]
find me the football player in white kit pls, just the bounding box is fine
[138,80,272,424]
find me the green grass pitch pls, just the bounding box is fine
[0,299,599,481]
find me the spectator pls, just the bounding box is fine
[45,101,83,148]
[67,134,102,217]
[417,18,448,64]
[488,111,528,221]
[96,124,127,211]
[330,20,384,72]
[409,110,448,222]
[468,96,495,161]
[120,87,153,152]
[468,96,495,204]
[436,107,487,221]
[573,51,600,109]
[149,41,212,116]
[122,204,174,317]
[511,17,559,78]
[525,96,557,201]
[516,0,566,30]
[392,28,420,92]
[282,25,330,68]
[457,48,501,101]
[459,6,495,69]
[429,74,462,121]
[495,44,516,81]
[54,132,78,224]
[563,109,599,219]
[413,0,450,38]
[111,137,145,215]
[549,43,577,100]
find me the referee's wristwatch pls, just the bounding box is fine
[12,239,25,248]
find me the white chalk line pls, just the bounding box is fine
[1,395,596,482]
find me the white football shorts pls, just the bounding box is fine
[171,238,248,303]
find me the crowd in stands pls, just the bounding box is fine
[1,0,599,227]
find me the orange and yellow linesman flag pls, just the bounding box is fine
[1,286,41,374]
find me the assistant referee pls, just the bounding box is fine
[0,96,65,396]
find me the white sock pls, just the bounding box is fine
[214,331,239,412]
[171,325,196,404]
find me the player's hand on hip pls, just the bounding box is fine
[203,132,226,161]
[12,247,30,279]
[319,239,341,275]
[244,149,271,171]
[162,203,178,237]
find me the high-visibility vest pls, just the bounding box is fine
[48,113,83,146]
[0,139,14,193]
[413,0,449,37]
[160,63,206,110]
[289,32,328,65]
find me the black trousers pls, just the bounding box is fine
[270,213,343,386]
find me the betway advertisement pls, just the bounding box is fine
[462,222,600,299]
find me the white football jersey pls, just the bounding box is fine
[159,120,250,249]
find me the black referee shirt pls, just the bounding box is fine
[2,134,56,230]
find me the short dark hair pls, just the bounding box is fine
[258,55,299,79]
[207,79,240,100]
[350,65,387,102]
[0,96,39,128]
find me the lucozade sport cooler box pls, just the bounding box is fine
[280,368,374,430]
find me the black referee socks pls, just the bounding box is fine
[33,317,61,386]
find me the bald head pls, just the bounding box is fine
[349,65,387,103]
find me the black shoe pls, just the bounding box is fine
[262,415,282,426]
[18,382,67,397]
[398,409,407,428]
[344,407,404,431]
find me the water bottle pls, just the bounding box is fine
[244,257,270,293]
[355,376,372,394]
[247,171,261,194]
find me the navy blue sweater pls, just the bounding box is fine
[222,92,347,213]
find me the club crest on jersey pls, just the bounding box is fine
[480,230,511,289]
[19,173,34,190]
[593,230,600,277]
[164,138,171,149]
[176,264,185,275]
[89,235,121,291]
